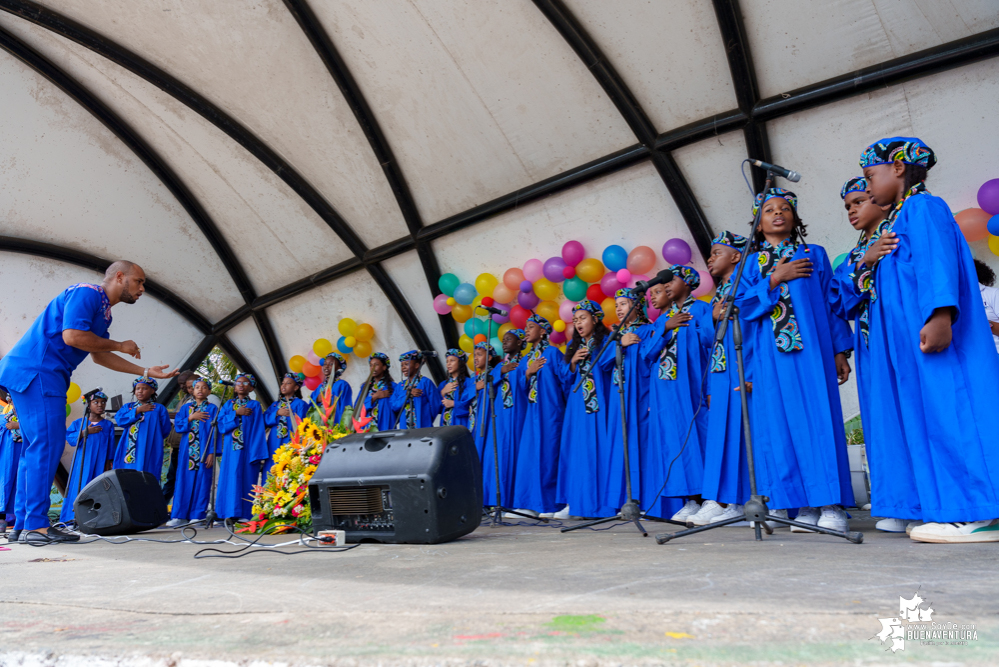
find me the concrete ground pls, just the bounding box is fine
[1,511,997,666]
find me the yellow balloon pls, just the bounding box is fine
[353,340,372,358]
[66,382,81,404]
[498,322,514,338]
[345,336,357,348]
[459,334,474,354]
[472,295,483,310]
[289,355,306,373]
[354,323,374,342]
[475,273,499,296]
[533,278,560,301]
[989,235,999,257]
[447,297,456,306]
[576,257,605,284]
[312,338,333,358]
[452,303,473,323]
[697,293,713,303]
[553,319,566,333]
[338,318,357,336]
[535,300,559,324]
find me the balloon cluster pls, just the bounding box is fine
[287,320,376,391]
[434,237,710,354]
[955,179,999,255]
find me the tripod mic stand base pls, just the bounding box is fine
[482,506,549,526]
[561,502,686,537]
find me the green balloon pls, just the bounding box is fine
[832,253,848,271]
[66,404,71,417]
[563,276,588,302]
[438,273,460,297]
[485,320,500,338]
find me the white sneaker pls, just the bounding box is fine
[816,505,848,533]
[688,500,724,526]
[790,507,820,533]
[716,503,749,526]
[670,499,701,522]
[875,518,909,533]
[905,521,923,536]
[503,509,539,519]
[909,519,999,544]
[539,512,555,519]
[552,506,571,520]
[750,508,788,530]
[165,518,185,528]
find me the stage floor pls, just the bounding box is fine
[1,511,997,666]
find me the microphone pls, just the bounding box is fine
[634,269,674,292]
[476,304,508,316]
[217,380,235,387]
[83,386,104,400]
[419,351,438,359]
[748,159,801,183]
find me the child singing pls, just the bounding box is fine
[60,392,115,525]
[265,372,310,458]
[486,329,526,512]
[735,188,855,533]
[312,353,352,424]
[391,351,440,428]
[170,377,218,525]
[438,349,472,428]
[217,374,268,522]
[364,352,398,431]
[113,377,171,479]
[469,341,501,467]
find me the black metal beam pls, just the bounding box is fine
[531,0,715,259]
[653,110,747,152]
[712,0,771,193]
[218,333,275,406]
[156,334,275,407]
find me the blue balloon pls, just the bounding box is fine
[489,336,503,356]
[602,244,628,272]
[486,320,500,338]
[453,282,477,306]
[464,318,484,338]
[832,253,848,271]
[988,214,999,237]
[337,336,353,354]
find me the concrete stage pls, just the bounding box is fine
[1,512,996,666]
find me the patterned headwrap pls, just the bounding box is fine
[614,288,650,326]
[752,187,798,217]
[88,391,108,402]
[193,377,212,390]
[236,373,257,388]
[283,372,305,386]
[712,231,749,251]
[474,341,495,353]
[399,350,422,362]
[526,313,553,335]
[572,299,604,320]
[859,137,936,170]
[505,328,526,342]
[133,376,158,392]
[446,348,468,364]
[669,265,701,290]
[370,352,391,368]
[840,176,868,200]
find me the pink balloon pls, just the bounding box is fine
[562,240,585,267]
[503,268,526,291]
[304,375,322,391]
[518,290,540,309]
[600,272,623,296]
[692,270,714,298]
[523,258,544,282]
[627,246,656,275]
[306,350,321,366]
[562,266,576,279]
[559,300,578,323]
[549,330,566,345]
[628,273,648,289]
[433,293,452,315]
[493,283,515,303]
[616,269,631,284]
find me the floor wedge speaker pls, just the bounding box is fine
[308,426,482,544]
[74,469,169,535]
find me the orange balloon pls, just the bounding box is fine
[956,208,991,242]
[627,246,656,275]
[576,257,605,284]
[601,297,620,326]
[302,361,321,377]
[451,303,473,322]
[493,283,515,304]
[474,334,488,344]
[503,267,525,291]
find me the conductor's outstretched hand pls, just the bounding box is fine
[146,364,179,379]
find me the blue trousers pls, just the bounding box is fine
[11,375,68,530]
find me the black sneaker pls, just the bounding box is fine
[6,529,21,543]
[23,525,81,544]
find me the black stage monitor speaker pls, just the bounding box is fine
[308,426,482,544]
[74,469,169,535]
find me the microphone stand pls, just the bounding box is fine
[202,382,234,529]
[67,398,94,526]
[655,169,863,545]
[562,297,683,536]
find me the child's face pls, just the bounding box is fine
[572,311,595,338]
[400,359,412,377]
[474,348,487,370]
[707,244,740,278]
[193,382,210,401]
[760,197,794,238]
[863,163,905,207]
[322,358,334,379]
[846,191,889,233]
[184,379,195,395]
[280,377,297,396]
[446,356,461,375]
[370,358,386,378]
[502,332,522,355]
[134,383,153,402]
[234,376,252,397]
[648,283,670,310]
[524,321,542,344]
[664,276,689,305]
[615,297,634,324]
[90,398,106,416]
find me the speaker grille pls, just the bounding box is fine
[328,487,384,515]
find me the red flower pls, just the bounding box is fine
[309,455,321,464]
[291,504,304,517]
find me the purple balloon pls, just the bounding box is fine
[979,179,999,216]
[662,238,692,265]
[518,290,540,309]
[520,279,533,293]
[543,256,567,282]
[492,302,510,324]
[600,272,623,296]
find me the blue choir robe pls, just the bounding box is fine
[0,410,23,515]
[364,379,399,431]
[480,354,526,507]
[830,248,875,437]
[701,302,754,506]
[438,376,473,428]
[390,376,440,429]
[263,397,310,458]
[113,402,171,480]
[640,300,713,514]
[60,417,115,523]
[311,379,352,425]
[555,339,615,518]
[217,400,269,520]
[596,323,655,514]
[467,372,492,467]
[736,243,855,510]
[172,401,219,521]
[864,194,999,523]
[512,342,566,513]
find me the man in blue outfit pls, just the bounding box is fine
[0,261,177,544]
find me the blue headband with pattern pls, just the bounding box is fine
[859,136,936,170]
[370,352,391,368]
[526,313,553,335]
[572,300,604,320]
[712,231,748,251]
[670,264,701,290]
[446,348,468,363]
[752,187,798,217]
[133,376,158,392]
[840,176,868,199]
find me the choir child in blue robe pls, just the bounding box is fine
[555,300,614,518]
[857,138,999,543]
[1,400,22,533]
[438,349,473,429]
[113,377,171,480]
[170,377,219,525]
[689,232,754,527]
[217,374,269,522]
[311,353,352,424]
[735,188,855,533]
[596,289,656,516]
[364,352,399,431]
[60,392,115,525]
[468,342,501,472]
[484,329,526,512]
[641,265,713,522]
[391,351,440,428]
[512,314,566,515]
[829,177,900,532]
[265,372,310,458]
